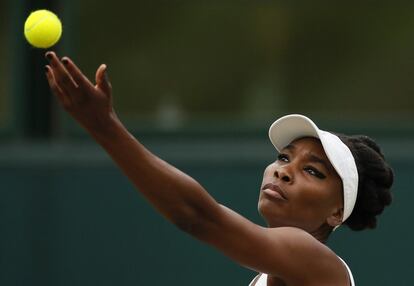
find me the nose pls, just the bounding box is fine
[274,166,293,183]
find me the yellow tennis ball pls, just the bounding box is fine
[24,9,62,49]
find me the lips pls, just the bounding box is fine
[261,183,288,201]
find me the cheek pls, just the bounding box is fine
[291,181,338,211]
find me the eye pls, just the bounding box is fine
[304,166,326,179]
[277,153,289,162]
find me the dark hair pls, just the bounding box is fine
[335,133,394,231]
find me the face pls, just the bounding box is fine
[258,137,343,232]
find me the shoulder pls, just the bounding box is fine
[265,226,330,256]
[265,227,349,284]
[190,206,347,284]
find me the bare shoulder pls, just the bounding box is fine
[265,227,349,285]
[266,226,329,253]
[190,206,348,284]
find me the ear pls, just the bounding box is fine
[326,207,344,227]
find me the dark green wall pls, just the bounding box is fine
[0,135,410,285]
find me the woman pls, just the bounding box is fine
[44,51,393,286]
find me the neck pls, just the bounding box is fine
[310,223,333,243]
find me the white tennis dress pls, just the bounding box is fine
[248,256,355,286]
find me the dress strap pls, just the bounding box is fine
[248,274,261,286]
[248,273,267,286]
[338,256,356,286]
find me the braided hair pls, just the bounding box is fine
[335,134,394,231]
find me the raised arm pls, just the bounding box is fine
[44,52,347,284]
[44,51,219,231]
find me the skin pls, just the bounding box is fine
[258,137,344,242]
[44,51,351,286]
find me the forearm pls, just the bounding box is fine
[88,116,220,231]
[44,52,219,232]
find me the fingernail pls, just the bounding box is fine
[103,65,109,80]
[46,52,53,61]
[45,65,49,72]
[62,58,69,65]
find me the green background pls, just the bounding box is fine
[1,1,413,285]
[0,139,411,285]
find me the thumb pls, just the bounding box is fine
[95,64,112,94]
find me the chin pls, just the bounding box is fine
[258,200,283,226]
[258,200,301,228]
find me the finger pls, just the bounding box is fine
[95,64,112,95]
[45,65,71,108]
[61,56,95,93]
[45,51,78,94]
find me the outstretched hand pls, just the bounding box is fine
[45,51,118,133]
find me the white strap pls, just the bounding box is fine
[248,274,267,286]
[338,257,356,286]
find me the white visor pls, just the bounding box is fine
[268,114,359,225]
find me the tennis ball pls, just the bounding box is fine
[24,9,62,49]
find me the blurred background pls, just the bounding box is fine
[1,1,413,285]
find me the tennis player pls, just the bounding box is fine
[44,51,394,286]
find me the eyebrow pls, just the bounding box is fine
[307,154,331,172]
[284,144,295,151]
[282,143,333,173]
